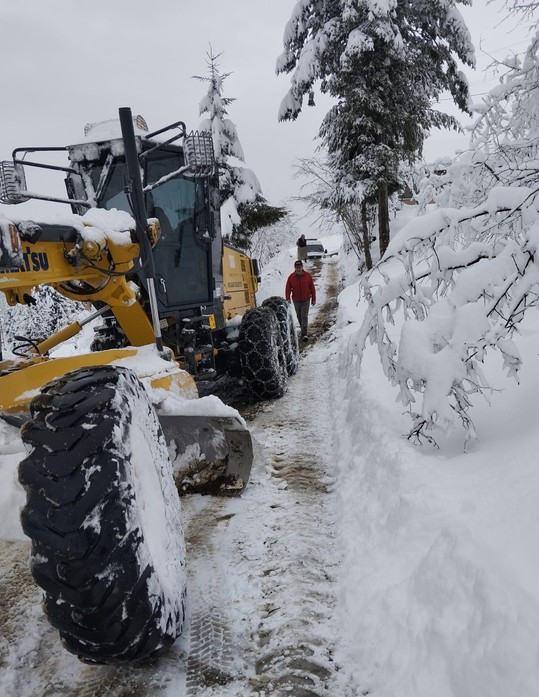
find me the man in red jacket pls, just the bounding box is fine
[285,260,316,341]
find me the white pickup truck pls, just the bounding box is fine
[306,238,326,259]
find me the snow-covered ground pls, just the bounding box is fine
[1,218,539,695]
[333,266,539,696]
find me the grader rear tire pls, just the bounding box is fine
[238,306,288,400]
[262,296,300,376]
[18,365,186,664]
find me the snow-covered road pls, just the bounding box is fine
[0,257,349,696]
[180,258,344,696]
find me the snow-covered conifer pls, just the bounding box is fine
[277,0,475,256]
[195,50,286,251]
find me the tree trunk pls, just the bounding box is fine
[377,182,390,258]
[361,200,373,270]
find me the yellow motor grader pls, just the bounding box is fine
[0,107,299,664]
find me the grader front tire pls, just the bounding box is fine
[18,365,186,664]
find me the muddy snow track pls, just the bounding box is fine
[0,259,345,696]
[241,260,342,696]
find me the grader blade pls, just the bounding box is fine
[158,414,253,496]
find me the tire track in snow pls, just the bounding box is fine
[182,496,245,696]
[238,260,344,696]
[0,540,74,697]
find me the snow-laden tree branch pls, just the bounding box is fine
[352,187,539,449]
[351,18,539,449]
[292,155,375,267]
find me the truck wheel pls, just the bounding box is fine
[238,306,287,400]
[18,365,186,664]
[262,296,300,376]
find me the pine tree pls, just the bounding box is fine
[277,0,474,255]
[195,50,287,251]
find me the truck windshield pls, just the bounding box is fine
[92,149,211,310]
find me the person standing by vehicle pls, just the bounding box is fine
[285,260,316,341]
[296,233,308,262]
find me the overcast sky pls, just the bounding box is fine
[0,0,533,224]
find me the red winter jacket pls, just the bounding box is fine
[285,270,316,303]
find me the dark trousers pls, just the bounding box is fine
[293,300,310,337]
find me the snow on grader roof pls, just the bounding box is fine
[83,113,149,141]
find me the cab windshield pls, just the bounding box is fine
[91,148,211,310]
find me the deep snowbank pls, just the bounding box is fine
[330,229,539,696]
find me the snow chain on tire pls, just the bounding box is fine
[238,306,288,400]
[262,296,300,376]
[18,365,186,664]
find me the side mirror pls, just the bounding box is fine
[0,161,29,204]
